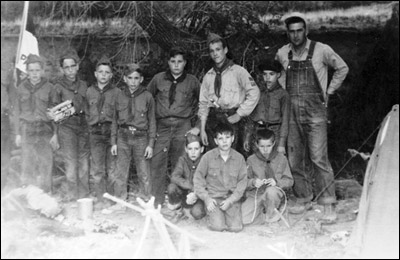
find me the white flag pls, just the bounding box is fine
[16,30,39,73]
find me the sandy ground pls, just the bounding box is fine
[1,196,358,259]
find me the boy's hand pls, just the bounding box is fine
[244,139,250,152]
[227,113,241,124]
[144,146,153,159]
[15,135,22,147]
[186,192,198,205]
[111,145,118,156]
[263,178,276,187]
[49,134,60,150]
[277,146,286,154]
[186,127,200,136]
[220,198,233,211]
[206,199,217,212]
[254,178,264,188]
[200,129,208,146]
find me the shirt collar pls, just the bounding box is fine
[289,38,311,56]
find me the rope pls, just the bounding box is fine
[250,184,287,224]
[312,122,381,203]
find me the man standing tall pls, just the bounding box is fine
[275,13,349,222]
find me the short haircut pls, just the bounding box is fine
[285,16,306,30]
[213,122,234,138]
[169,47,187,60]
[185,133,203,147]
[255,129,275,144]
[96,62,112,71]
[209,37,228,49]
[124,64,142,76]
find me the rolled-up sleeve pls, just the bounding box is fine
[323,45,349,94]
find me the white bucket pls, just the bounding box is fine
[77,198,93,220]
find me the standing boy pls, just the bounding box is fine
[164,134,206,222]
[194,123,247,232]
[85,56,118,208]
[14,54,58,193]
[53,49,90,201]
[242,129,293,225]
[275,13,348,221]
[198,33,260,153]
[110,64,156,204]
[147,47,200,207]
[244,59,290,155]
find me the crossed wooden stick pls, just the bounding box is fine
[103,193,204,259]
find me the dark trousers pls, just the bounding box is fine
[167,183,206,220]
[208,198,243,232]
[58,124,90,200]
[1,114,11,191]
[150,118,191,206]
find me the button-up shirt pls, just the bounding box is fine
[275,38,349,101]
[171,154,202,191]
[246,152,293,197]
[194,148,247,205]
[53,76,88,129]
[147,72,200,119]
[111,85,156,147]
[15,78,55,134]
[198,64,260,119]
[85,83,119,126]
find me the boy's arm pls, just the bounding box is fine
[228,157,248,203]
[146,75,158,97]
[245,162,257,189]
[147,95,156,148]
[193,155,212,205]
[275,155,294,189]
[111,94,118,146]
[236,68,260,117]
[171,157,193,190]
[278,91,290,150]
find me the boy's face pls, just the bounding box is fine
[214,132,234,152]
[262,70,280,89]
[95,65,113,85]
[209,41,228,67]
[256,139,275,157]
[185,141,204,161]
[27,62,43,85]
[62,58,79,81]
[124,71,143,91]
[168,54,186,77]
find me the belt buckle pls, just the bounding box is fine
[128,126,136,135]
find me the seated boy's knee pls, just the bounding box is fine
[191,204,206,220]
[227,225,243,233]
[167,183,179,194]
[208,224,226,232]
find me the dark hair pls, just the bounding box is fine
[255,129,275,144]
[124,64,143,76]
[285,16,307,30]
[169,47,187,61]
[213,122,234,138]
[209,37,228,49]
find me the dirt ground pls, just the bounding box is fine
[1,193,359,259]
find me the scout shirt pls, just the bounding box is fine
[15,78,55,135]
[171,153,202,191]
[85,83,118,126]
[147,72,200,119]
[111,85,156,148]
[198,64,260,120]
[275,38,349,101]
[194,148,247,205]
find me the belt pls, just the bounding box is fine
[91,122,111,127]
[158,116,189,120]
[22,120,51,126]
[256,121,281,128]
[209,107,237,116]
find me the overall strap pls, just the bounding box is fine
[306,41,316,60]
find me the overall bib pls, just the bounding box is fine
[286,41,336,205]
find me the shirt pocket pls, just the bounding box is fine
[269,98,282,122]
[176,88,190,107]
[19,93,31,112]
[88,98,98,116]
[116,101,129,119]
[221,88,239,107]
[208,167,220,180]
[158,84,170,103]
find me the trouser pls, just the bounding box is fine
[20,121,54,193]
[58,124,90,200]
[109,129,151,200]
[208,198,243,232]
[89,123,116,201]
[1,114,11,191]
[288,96,336,205]
[241,186,284,225]
[151,118,191,206]
[167,183,206,220]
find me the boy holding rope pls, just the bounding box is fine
[241,129,293,225]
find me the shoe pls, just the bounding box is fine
[161,206,179,218]
[289,202,312,214]
[320,204,337,224]
[265,209,281,223]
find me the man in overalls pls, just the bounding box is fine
[275,13,349,222]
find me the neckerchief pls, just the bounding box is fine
[123,85,146,122]
[24,78,48,112]
[58,76,84,112]
[213,59,234,98]
[95,83,113,115]
[165,70,187,107]
[254,146,279,180]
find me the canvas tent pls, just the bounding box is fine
[345,104,399,259]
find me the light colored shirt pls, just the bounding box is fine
[198,64,260,119]
[275,39,349,101]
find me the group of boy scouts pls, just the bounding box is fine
[1,13,349,232]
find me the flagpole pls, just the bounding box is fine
[14,1,29,84]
